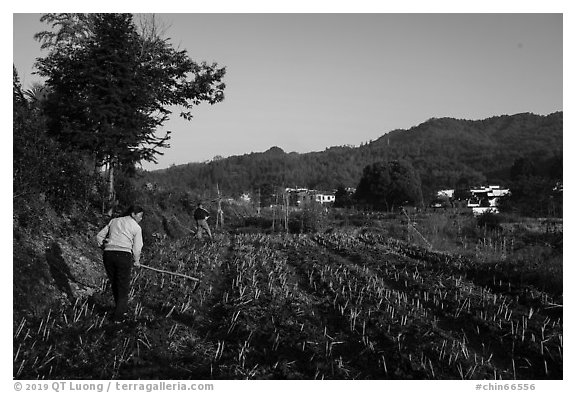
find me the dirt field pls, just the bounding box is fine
[14,232,562,379]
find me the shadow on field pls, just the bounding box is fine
[45,241,74,300]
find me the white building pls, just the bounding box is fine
[437,189,454,198]
[314,193,336,204]
[286,188,335,205]
[468,185,510,215]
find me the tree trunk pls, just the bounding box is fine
[216,183,224,229]
[284,191,289,231]
[272,193,277,231]
[108,163,114,201]
[106,157,116,216]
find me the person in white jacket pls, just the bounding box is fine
[97,206,144,322]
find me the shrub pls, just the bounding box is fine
[14,117,97,214]
[244,216,273,229]
[46,152,97,213]
[114,169,142,210]
[289,203,328,233]
[477,212,503,232]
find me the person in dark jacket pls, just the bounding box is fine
[193,202,212,239]
[96,206,144,322]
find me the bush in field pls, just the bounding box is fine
[334,186,354,208]
[289,202,328,233]
[114,168,142,210]
[243,216,273,229]
[161,216,189,239]
[139,211,163,241]
[477,212,503,232]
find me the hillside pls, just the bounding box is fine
[143,112,562,198]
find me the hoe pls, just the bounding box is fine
[138,264,200,282]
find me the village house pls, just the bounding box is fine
[286,188,336,206]
[435,185,510,215]
[437,189,454,199]
[314,193,336,204]
[467,185,510,215]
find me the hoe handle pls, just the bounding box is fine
[139,264,200,282]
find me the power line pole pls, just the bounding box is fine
[284,189,289,232]
[272,191,278,231]
[216,183,224,229]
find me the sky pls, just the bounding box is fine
[12,11,563,171]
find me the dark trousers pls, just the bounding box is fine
[103,251,133,320]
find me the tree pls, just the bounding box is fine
[13,65,27,108]
[24,82,50,108]
[510,157,536,181]
[545,155,562,180]
[256,183,276,208]
[499,176,558,217]
[13,67,96,211]
[35,13,226,205]
[334,185,353,208]
[354,159,423,211]
[499,156,562,217]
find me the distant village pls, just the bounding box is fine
[284,188,337,205]
[236,185,513,216]
[434,185,510,216]
[144,182,517,215]
[232,188,339,208]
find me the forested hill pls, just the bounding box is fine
[143,112,562,198]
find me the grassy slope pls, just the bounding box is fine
[13,204,107,320]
